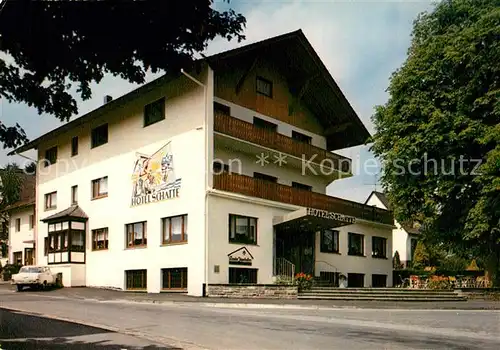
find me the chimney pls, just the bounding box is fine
[104,95,113,104]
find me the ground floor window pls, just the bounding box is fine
[24,248,34,265]
[348,273,365,288]
[125,269,147,290]
[319,271,339,287]
[372,274,387,288]
[13,251,22,265]
[162,268,187,290]
[229,267,258,284]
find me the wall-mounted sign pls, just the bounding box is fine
[228,247,254,266]
[306,208,356,224]
[131,141,182,206]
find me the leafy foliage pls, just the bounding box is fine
[0,163,23,240]
[412,241,430,269]
[0,0,246,149]
[371,0,500,282]
[393,250,403,270]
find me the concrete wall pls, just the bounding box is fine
[8,206,35,265]
[35,66,213,296]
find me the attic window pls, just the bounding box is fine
[144,97,166,127]
[256,77,272,98]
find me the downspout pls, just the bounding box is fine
[180,68,209,296]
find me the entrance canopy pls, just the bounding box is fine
[273,207,356,232]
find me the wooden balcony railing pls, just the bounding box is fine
[214,112,351,173]
[213,172,394,226]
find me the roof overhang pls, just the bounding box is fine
[273,207,356,232]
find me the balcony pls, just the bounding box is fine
[213,172,394,226]
[214,112,351,174]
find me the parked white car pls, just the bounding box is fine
[11,266,57,291]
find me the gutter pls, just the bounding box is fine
[180,68,210,296]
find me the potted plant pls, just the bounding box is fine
[339,273,347,288]
[294,272,313,291]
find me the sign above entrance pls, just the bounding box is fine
[131,141,182,206]
[306,208,356,224]
[228,247,254,266]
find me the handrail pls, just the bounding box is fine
[315,260,338,273]
[275,257,295,282]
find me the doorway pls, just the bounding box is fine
[275,230,315,275]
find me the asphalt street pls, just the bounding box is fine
[1,287,500,349]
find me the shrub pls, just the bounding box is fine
[274,275,293,285]
[427,275,453,290]
[294,272,313,290]
[2,264,21,281]
[393,251,403,270]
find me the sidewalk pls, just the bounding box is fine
[4,284,500,310]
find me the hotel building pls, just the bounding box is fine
[11,30,394,295]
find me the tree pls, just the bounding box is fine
[412,241,430,269]
[0,163,22,240]
[393,251,403,270]
[371,0,500,283]
[24,162,36,175]
[0,0,246,149]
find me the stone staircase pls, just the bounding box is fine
[298,287,467,301]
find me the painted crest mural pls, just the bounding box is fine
[131,141,181,206]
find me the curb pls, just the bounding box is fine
[0,305,207,350]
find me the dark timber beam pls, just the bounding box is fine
[289,74,320,115]
[324,121,352,135]
[235,56,259,94]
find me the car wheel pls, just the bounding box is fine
[16,284,23,292]
[43,281,48,290]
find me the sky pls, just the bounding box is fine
[0,0,435,203]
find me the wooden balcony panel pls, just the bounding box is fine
[214,112,351,173]
[213,173,393,225]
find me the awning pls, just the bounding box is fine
[273,207,356,232]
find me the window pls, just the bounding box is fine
[44,237,49,256]
[214,102,230,115]
[91,123,108,148]
[44,146,58,167]
[45,192,57,210]
[372,236,387,259]
[213,161,230,174]
[291,130,312,144]
[254,172,277,183]
[162,268,188,290]
[71,185,78,205]
[29,215,34,230]
[125,269,147,290]
[162,215,188,244]
[92,228,109,251]
[229,214,257,245]
[256,76,272,98]
[320,230,339,253]
[126,221,147,247]
[13,251,22,265]
[15,218,20,232]
[92,177,108,199]
[348,232,364,256]
[292,182,312,191]
[144,97,165,127]
[348,273,365,287]
[372,274,387,288]
[229,267,257,284]
[253,117,277,132]
[71,230,85,252]
[71,136,78,156]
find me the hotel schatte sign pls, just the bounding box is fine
[131,141,181,206]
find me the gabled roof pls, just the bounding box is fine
[365,191,421,235]
[2,172,36,212]
[9,29,369,156]
[365,191,391,210]
[41,205,88,222]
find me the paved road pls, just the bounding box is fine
[1,288,500,349]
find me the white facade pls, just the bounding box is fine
[8,206,35,265]
[365,192,418,266]
[16,32,395,295]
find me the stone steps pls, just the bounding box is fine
[298,288,466,301]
